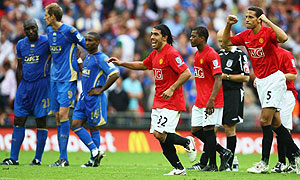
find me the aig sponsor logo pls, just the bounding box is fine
[194,66,204,78]
[248,47,265,58]
[153,68,163,80]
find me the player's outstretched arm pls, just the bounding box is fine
[258,14,288,43]
[223,15,238,47]
[108,57,148,70]
[161,68,191,99]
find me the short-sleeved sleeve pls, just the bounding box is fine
[16,41,22,59]
[268,28,278,46]
[167,51,187,74]
[240,51,250,75]
[207,52,222,76]
[231,31,246,46]
[143,51,154,70]
[284,52,297,74]
[68,27,86,49]
[96,54,118,76]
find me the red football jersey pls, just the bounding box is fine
[231,25,279,78]
[143,43,187,111]
[277,47,298,99]
[194,44,224,108]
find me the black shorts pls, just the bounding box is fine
[222,88,244,125]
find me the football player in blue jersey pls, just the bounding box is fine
[0,19,51,166]
[44,3,86,167]
[71,32,119,167]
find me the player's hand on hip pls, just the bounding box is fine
[108,57,121,65]
[253,78,257,88]
[205,99,215,115]
[161,88,174,99]
[227,15,238,25]
[88,88,101,96]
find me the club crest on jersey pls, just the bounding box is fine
[159,59,163,64]
[70,29,76,33]
[212,60,220,69]
[175,56,184,67]
[259,38,264,43]
[226,59,233,67]
[200,59,203,64]
[153,68,163,80]
[248,47,265,58]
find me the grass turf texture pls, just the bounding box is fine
[0,151,299,180]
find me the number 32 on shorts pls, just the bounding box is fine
[157,115,168,127]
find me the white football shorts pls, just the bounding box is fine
[279,90,295,130]
[256,70,286,109]
[150,108,180,134]
[191,105,223,127]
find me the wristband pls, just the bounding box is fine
[226,74,230,80]
[77,57,83,63]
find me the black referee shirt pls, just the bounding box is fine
[219,47,249,90]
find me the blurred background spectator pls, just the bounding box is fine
[1,0,300,131]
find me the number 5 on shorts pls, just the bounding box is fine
[266,91,271,100]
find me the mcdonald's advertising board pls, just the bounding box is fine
[1,128,300,154]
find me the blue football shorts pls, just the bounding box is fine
[72,92,107,127]
[14,77,50,118]
[50,81,77,112]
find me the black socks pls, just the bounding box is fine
[261,125,273,164]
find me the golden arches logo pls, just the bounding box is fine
[128,131,150,153]
[175,132,187,153]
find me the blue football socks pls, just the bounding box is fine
[59,121,70,161]
[91,130,100,159]
[34,129,48,162]
[73,126,97,151]
[10,126,25,161]
[57,125,62,157]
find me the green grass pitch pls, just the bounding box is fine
[0,151,299,180]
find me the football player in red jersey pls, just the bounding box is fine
[223,6,300,174]
[109,24,197,176]
[187,26,227,172]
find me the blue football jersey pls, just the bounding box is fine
[16,35,51,82]
[82,51,118,107]
[46,24,86,82]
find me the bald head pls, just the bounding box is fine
[23,18,39,42]
[217,28,232,51]
[23,18,38,29]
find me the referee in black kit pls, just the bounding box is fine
[216,29,250,170]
